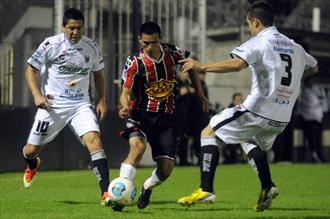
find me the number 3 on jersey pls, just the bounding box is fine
[280,53,292,86]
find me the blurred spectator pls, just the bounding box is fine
[176,56,210,165]
[296,77,329,163]
[176,70,196,165]
[189,72,210,164]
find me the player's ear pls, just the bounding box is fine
[254,18,262,28]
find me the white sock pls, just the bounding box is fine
[119,163,136,181]
[143,168,161,190]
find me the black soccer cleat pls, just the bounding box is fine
[137,187,152,209]
[111,202,124,212]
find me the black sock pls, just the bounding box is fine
[200,145,219,193]
[92,158,110,195]
[247,146,273,189]
[24,157,38,169]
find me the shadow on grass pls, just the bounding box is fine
[56,200,95,205]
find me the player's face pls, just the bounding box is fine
[233,95,243,106]
[139,33,160,57]
[246,17,257,36]
[63,19,84,44]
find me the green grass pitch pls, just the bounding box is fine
[1,164,329,219]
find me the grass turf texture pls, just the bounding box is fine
[0,164,329,219]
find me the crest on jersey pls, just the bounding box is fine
[85,55,90,63]
[145,79,176,102]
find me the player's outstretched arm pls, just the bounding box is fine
[201,58,247,74]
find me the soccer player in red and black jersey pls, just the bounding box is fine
[112,22,207,211]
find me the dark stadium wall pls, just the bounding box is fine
[0,108,329,172]
[0,108,129,172]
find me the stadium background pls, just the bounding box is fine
[0,0,329,171]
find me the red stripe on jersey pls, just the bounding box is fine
[163,52,175,113]
[123,57,138,89]
[141,51,159,112]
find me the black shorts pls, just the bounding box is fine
[119,110,176,160]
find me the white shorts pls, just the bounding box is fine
[27,104,100,146]
[210,105,288,151]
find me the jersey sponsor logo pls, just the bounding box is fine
[273,46,294,54]
[273,97,289,104]
[145,79,176,102]
[58,65,90,75]
[59,88,84,100]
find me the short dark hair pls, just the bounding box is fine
[232,92,242,100]
[62,8,84,26]
[247,1,274,27]
[139,22,161,36]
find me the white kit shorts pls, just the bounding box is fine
[210,105,288,151]
[27,104,100,146]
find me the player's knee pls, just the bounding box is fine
[248,146,267,161]
[130,139,146,155]
[23,144,41,158]
[83,132,103,149]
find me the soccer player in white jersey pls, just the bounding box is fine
[22,8,112,206]
[177,1,318,211]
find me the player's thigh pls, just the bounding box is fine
[70,106,100,138]
[27,108,67,145]
[210,108,261,144]
[149,126,176,160]
[255,121,287,151]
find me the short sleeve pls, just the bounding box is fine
[230,38,262,66]
[304,50,318,69]
[27,39,51,70]
[122,56,138,89]
[91,42,105,71]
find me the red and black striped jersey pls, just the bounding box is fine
[122,43,189,114]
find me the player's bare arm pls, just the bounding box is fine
[187,69,209,112]
[25,64,51,111]
[180,58,247,74]
[93,70,107,121]
[118,87,131,118]
[303,65,319,78]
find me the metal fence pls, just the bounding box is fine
[0,43,14,107]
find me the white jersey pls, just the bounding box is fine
[27,33,105,108]
[231,26,317,122]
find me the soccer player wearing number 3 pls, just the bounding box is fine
[22,8,112,206]
[177,1,318,211]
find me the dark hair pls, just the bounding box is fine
[62,8,84,26]
[247,1,274,27]
[139,22,161,36]
[232,92,242,100]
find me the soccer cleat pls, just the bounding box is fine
[137,187,152,209]
[111,202,124,212]
[254,186,279,211]
[23,157,41,188]
[177,188,216,206]
[100,192,111,206]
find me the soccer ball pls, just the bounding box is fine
[108,177,137,205]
